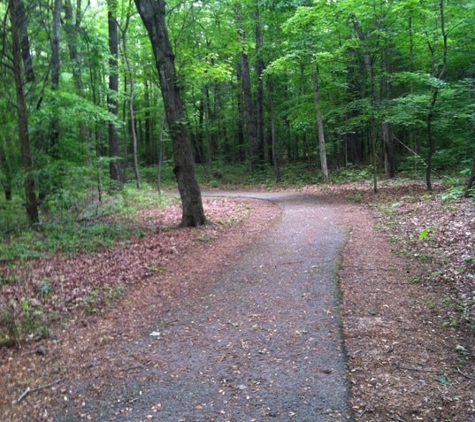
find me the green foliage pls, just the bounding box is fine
[0,298,52,346]
[440,172,474,202]
[0,184,175,261]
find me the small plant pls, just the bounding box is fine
[85,289,101,314]
[0,303,20,347]
[106,285,125,302]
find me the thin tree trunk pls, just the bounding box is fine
[157,111,166,194]
[352,13,395,185]
[50,0,61,156]
[235,3,258,170]
[312,71,329,182]
[254,0,265,165]
[144,80,153,164]
[426,0,448,191]
[134,0,206,227]
[17,0,34,84]
[107,4,123,184]
[64,0,91,152]
[267,78,280,180]
[121,5,140,189]
[9,0,38,224]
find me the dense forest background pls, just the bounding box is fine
[1,0,475,225]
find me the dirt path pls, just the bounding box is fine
[48,192,353,421]
[4,188,472,421]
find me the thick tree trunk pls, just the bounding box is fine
[312,71,329,182]
[107,6,123,184]
[9,0,39,224]
[134,0,206,227]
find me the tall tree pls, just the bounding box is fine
[49,0,61,156]
[235,2,259,170]
[312,70,328,181]
[8,0,38,224]
[425,0,448,191]
[120,0,140,189]
[134,0,206,227]
[107,0,123,184]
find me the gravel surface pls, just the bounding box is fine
[53,193,354,421]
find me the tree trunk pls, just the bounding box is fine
[50,0,61,157]
[17,0,35,84]
[352,13,395,184]
[134,0,206,227]
[9,0,39,224]
[144,80,153,165]
[64,0,91,151]
[121,7,141,189]
[425,0,448,191]
[312,71,329,182]
[254,0,265,166]
[235,3,258,170]
[465,152,475,197]
[107,5,123,184]
[382,122,396,177]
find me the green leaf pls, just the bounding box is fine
[419,228,429,240]
[436,375,450,385]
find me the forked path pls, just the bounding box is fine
[57,192,353,421]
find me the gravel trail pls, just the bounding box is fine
[55,192,353,422]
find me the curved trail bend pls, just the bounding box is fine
[56,192,354,421]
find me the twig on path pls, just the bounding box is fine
[457,369,475,381]
[17,379,62,403]
[278,260,303,266]
[393,364,442,374]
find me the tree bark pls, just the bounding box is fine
[134,0,206,227]
[9,0,39,224]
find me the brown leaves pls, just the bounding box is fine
[0,198,249,341]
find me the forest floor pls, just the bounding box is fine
[0,181,474,421]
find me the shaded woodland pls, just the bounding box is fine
[1,0,475,225]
